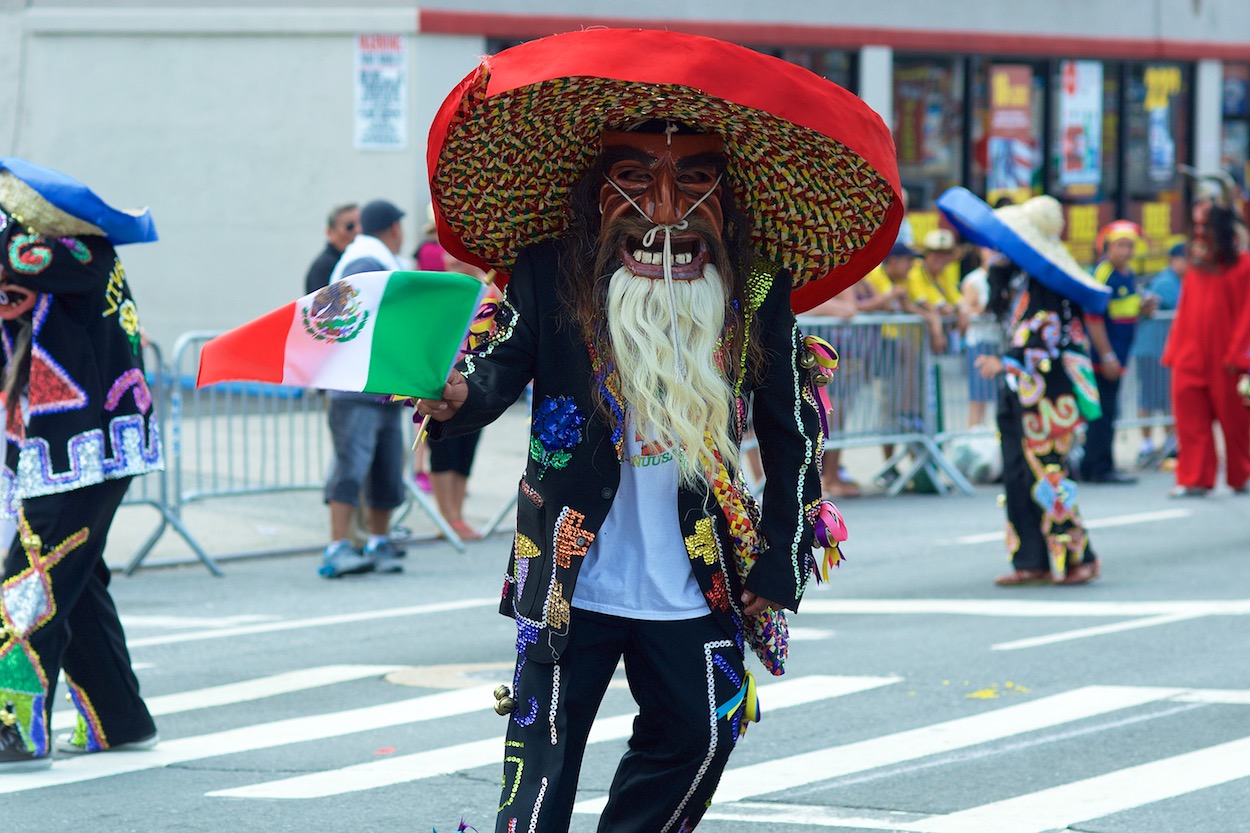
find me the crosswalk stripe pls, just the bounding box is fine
[50,665,403,733]
[0,683,501,795]
[126,598,498,647]
[990,613,1207,651]
[206,674,900,799]
[900,734,1250,833]
[798,598,1250,617]
[571,684,1186,814]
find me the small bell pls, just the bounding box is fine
[798,351,818,369]
[493,685,517,716]
[812,371,832,386]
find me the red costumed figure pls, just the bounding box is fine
[1161,172,1250,496]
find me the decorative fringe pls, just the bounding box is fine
[716,670,760,737]
[811,499,848,583]
[801,335,839,437]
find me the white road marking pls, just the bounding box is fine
[0,683,502,795]
[50,665,402,732]
[207,674,900,799]
[127,598,498,647]
[798,598,1250,617]
[119,614,280,630]
[703,801,927,828]
[591,685,1186,812]
[786,627,836,641]
[990,613,1208,651]
[951,508,1192,545]
[901,734,1250,833]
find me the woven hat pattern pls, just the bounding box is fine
[433,68,893,292]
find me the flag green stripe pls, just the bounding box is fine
[365,271,485,398]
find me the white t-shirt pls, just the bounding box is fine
[571,413,708,620]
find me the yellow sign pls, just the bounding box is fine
[1144,66,1182,111]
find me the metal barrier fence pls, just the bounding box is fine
[797,314,975,496]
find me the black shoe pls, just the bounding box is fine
[0,716,52,772]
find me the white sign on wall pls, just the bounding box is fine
[354,33,408,151]
[1057,60,1103,192]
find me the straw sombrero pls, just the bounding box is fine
[427,29,902,312]
[0,157,157,245]
[936,187,1110,315]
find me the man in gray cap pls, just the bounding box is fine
[318,199,408,578]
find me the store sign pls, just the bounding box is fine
[987,65,1036,204]
[1058,60,1103,194]
[354,34,408,151]
[1145,65,1181,186]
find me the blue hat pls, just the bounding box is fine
[936,186,1110,315]
[1168,241,1187,259]
[0,157,157,245]
[887,240,918,259]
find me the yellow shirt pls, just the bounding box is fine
[906,260,962,309]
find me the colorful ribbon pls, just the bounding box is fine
[716,669,759,737]
[812,499,848,582]
[802,335,839,437]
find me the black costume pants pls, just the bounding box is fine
[998,389,1096,573]
[1080,373,1121,480]
[0,477,155,754]
[496,609,746,833]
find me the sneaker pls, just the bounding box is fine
[364,539,404,574]
[0,718,51,772]
[55,730,159,755]
[317,540,374,579]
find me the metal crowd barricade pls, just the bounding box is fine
[796,314,974,496]
[121,341,219,576]
[125,331,470,574]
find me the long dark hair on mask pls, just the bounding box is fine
[557,148,763,415]
[985,259,1019,321]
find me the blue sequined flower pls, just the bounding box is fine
[529,396,585,478]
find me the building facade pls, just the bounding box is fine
[2,0,1248,347]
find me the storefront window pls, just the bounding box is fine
[763,47,854,89]
[894,56,965,209]
[1224,64,1250,198]
[1125,63,1191,272]
[969,58,1047,206]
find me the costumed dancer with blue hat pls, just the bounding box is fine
[938,188,1111,587]
[0,158,162,770]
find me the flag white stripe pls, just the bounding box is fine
[207,674,900,799]
[281,271,389,390]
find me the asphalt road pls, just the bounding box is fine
[7,469,1250,833]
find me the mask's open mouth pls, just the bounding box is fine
[619,234,708,279]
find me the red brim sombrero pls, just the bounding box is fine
[427,28,902,312]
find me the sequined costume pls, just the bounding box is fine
[0,183,161,766]
[431,238,823,833]
[995,269,1100,580]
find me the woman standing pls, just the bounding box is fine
[938,189,1111,586]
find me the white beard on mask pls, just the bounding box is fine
[607,263,738,488]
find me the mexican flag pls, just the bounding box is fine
[197,270,488,399]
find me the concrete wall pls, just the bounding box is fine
[3,1,1247,351]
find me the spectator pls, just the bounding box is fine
[860,241,945,483]
[1162,177,1250,497]
[317,199,409,578]
[908,228,963,312]
[1133,240,1185,467]
[1080,221,1155,484]
[960,246,1000,428]
[0,158,163,770]
[303,203,359,295]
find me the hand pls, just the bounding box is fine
[0,283,36,320]
[740,591,781,617]
[1140,294,1159,317]
[1099,354,1122,381]
[414,369,468,422]
[974,354,1003,379]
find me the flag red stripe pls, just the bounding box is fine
[196,303,296,387]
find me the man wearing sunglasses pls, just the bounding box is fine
[303,202,360,294]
